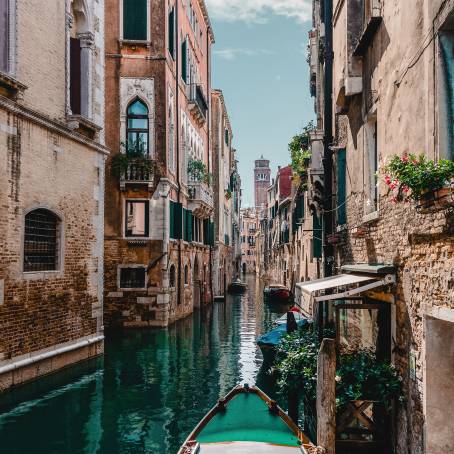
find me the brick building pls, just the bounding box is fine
[301,1,454,453]
[240,208,257,274]
[103,0,215,328]
[0,0,107,391]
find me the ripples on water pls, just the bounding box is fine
[0,275,291,454]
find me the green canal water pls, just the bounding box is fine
[0,276,292,454]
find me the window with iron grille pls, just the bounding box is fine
[119,267,146,289]
[24,209,59,272]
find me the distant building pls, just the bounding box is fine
[240,208,257,274]
[254,157,271,217]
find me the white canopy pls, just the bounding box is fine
[296,273,395,304]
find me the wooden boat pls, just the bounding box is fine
[227,279,247,295]
[178,384,314,453]
[264,284,292,303]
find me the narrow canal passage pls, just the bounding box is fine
[0,276,290,454]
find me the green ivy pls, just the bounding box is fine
[288,121,315,176]
[188,158,212,184]
[273,330,403,410]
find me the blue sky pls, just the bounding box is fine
[206,0,314,207]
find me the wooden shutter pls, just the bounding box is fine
[0,0,8,73]
[337,148,347,225]
[312,212,322,259]
[174,202,183,239]
[123,0,147,41]
[203,219,209,245]
[169,201,175,239]
[186,210,193,242]
[70,38,82,115]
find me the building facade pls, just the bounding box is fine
[211,89,240,296]
[240,208,257,274]
[254,156,271,216]
[104,0,215,328]
[306,1,454,453]
[0,0,106,391]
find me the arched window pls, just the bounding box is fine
[127,99,149,155]
[24,209,60,272]
[169,264,176,288]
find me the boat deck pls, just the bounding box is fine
[199,441,308,452]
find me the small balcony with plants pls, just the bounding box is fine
[187,158,214,218]
[383,153,454,213]
[111,139,157,191]
[187,84,208,126]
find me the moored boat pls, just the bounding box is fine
[227,279,247,295]
[257,315,311,363]
[264,284,292,303]
[178,384,314,453]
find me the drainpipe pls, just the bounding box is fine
[175,1,182,307]
[320,0,334,338]
[323,0,334,279]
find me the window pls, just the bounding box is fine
[225,129,229,146]
[337,149,347,225]
[183,208,193,242]
[181,36,188,83]
[184,265,189,285]
[24,209,60,272]
[169,264,176,288]
[125,200,149,237]
[119,266,146,289]
[123,0,147,41]
[438,31,454,161]
[0,0,9,73]
[364,120,378,214]
[127,99,149,154]
[70,37,82,115]
[168,5,175,58]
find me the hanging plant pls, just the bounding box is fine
[110,139,156,178]
[383,153,454,203]
[188,158,211,184]
[288,121,315,177]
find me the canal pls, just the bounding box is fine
[0,276,292,454]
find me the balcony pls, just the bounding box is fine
[353,0,382,56]
[187,84,208,125]
[119,159,156,191]
[187,179,214,218]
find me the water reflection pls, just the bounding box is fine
[0,275,289,454]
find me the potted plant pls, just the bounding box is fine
[187,158,212,185]
[111,139,156,180]
[383,153,454,211]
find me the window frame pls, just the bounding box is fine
[120,0,151,44]
[22,207,63,277]
[117,265,147,291]
[126,98,149,155]
[168,263,176,290]
[124,199,150,238]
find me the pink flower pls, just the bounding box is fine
[402,185,409,193]
[402,154,409,163]
[411,158,419,165]
[390,183,397,190]
[385,175,391,185]
[390,196,398,204]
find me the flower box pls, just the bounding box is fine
[416,185,454,213]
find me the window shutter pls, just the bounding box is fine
[123,0,147,41]
[210,222,215,246]
[169,201,175,239]
[0,0,8,73]
[187,210,193,242]
[203,219,209,245]
[312,213,322,259]
[337,148,347,225]
[174,202,183,239]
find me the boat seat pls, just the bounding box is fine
[199,441,308,453]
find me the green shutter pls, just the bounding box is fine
[187,211,193,243]
[123,0,147,41]
[169,201,175,239]
[203,219,209,245]
[181,38,187,82]
[337,149,347,225]
[313,212,322,259]
[168,7,175,58]
[174,202,183,239]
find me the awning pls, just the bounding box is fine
[296,273,396,303]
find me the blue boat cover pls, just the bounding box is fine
[257,319,309,347]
